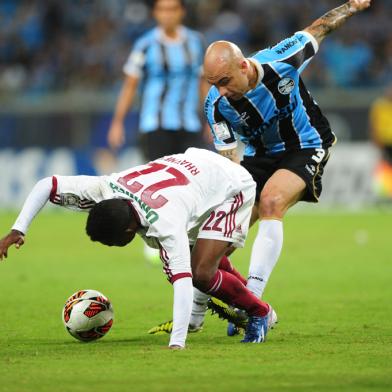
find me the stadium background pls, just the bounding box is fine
[0,0,392,208]
[1,2,392,392]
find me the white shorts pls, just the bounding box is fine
[197,177,255,248]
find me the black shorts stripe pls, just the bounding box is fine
[158,42,169,129]
[262,64,301,150]
[280,41,315,69]
[298,78,335,148]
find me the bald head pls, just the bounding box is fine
[204,41,245,82]
[203,40,257,100]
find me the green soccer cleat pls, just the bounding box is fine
[207,297,248,329]
[148,320,173,335]
[207,297,278,332]
[148,320,203,335]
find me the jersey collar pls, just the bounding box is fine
[157,26,186,44]
[248,58,264,85]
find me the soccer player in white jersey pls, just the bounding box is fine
[202,0,371,334]
[0,148,273,348]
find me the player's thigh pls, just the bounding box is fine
[278,148,332,203]
[191,238,231,276]
[261,168,306,209]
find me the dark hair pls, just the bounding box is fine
[151,0,185,8]
[86,199,132,246]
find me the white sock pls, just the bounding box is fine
[189,288,209,327]
[246,219,283,298]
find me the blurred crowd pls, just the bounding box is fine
[1,0,391,96]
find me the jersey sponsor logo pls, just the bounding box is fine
[213,121,232,141]
[278,78,295,95]
[239,96,298,140]
[109,182,159,224]
[275,38,298,55]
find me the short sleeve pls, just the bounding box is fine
[204,93,237,151]
[270,31,319,74]
[122,38,148,78]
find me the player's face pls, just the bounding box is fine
[109,229,136,247]
[206,61,250,100]
[153,0,185,31]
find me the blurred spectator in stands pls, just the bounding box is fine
[0,0,392,94]
[369,83,392,200]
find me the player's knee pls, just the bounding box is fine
[259,191,285,218]
[192,267,214,292]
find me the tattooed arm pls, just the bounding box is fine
[304,0,371,45]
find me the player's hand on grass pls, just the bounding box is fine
[168,345,185,350]
[349,0,371,12]
[0,230,25,261]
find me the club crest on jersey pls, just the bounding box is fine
[278,78,295,95]
[61,193,81,206]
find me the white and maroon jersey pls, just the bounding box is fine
[11,148,255,349]
[48,148,256,282]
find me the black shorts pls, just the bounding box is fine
[241,148,332,203]
[139,129,205,161]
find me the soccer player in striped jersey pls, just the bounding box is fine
[0,148,274,347]
[204,1,371,307]
[108,0,208,264]
[107,0,207,158]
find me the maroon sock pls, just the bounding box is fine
[207,269,269,317]
[218,256,247,286]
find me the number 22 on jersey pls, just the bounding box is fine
[117,162,190,209]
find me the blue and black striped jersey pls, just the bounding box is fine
[205,31,336,156]
[124,26,204,134]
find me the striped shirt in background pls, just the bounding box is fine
[124,26,204,134]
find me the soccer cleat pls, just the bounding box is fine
[188,322,204,333]
[268,307,278,330]
[227,308,247,336]
[208,297,278,331]
[148,320,203,335]
[207,298,248,329]
[240,314,269,343]
[227,322,243,336]
[148,320,173,335]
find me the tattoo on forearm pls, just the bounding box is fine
[307,2,355,41]
[220,149,238,162]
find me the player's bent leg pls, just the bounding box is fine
[247,169,305,298]
[218,255,247,285]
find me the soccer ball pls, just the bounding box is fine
[62,289,114,342]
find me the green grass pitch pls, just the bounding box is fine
[0,209,391,392]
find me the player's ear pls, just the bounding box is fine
[239,59,249,73]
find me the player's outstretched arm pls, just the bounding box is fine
[304,0,371,45]
[0,177,53,261]
[0,230,25,261]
